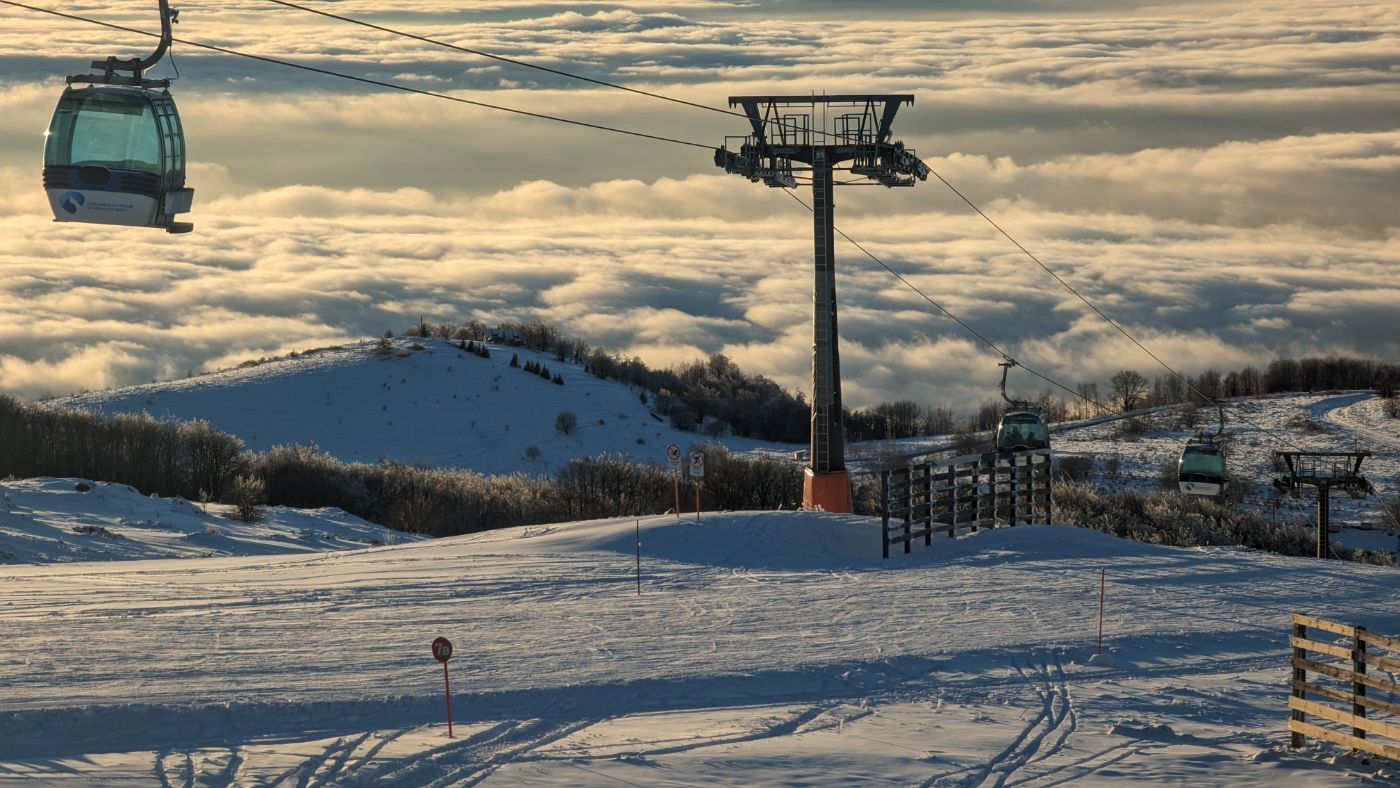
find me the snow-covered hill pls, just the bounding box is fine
[844,391,1397,554]
[57,338,799,476]
[1052,392,1399,533]
[2,514,1396,784]
[0,477,421,564]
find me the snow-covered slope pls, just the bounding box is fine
[2,514,1397,784]
[57,338,799,476]
[1052,392,1399,529]
[0,477,421,564]
[848,391,1397,551]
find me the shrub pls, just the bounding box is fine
[179,420,249,503]
[1053,481,1392,565]
[556,455,670,520]
[229,474,267,523]
[1055,455,1094,483]
[72,525,121,539]
[1285,412,1328,433]
[952,429,980,456]
[555,411,578,435]
[691,446,802,511]
[852,476,883,516]
[1115,417,1149,440]
[1380,494,1400,530]
[1176,402,1201,431]
[1104,452,1122,480]
[1157,455,1180,491]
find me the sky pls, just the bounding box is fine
[0,0,1397,410]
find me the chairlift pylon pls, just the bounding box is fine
[42,0,194,233]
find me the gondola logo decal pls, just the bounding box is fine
[59,191,85,214]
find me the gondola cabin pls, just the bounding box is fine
[43,85,193,233]
[995,409,1050,452]
[1178,440,1227,497]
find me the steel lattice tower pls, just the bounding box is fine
[716,95,928,512]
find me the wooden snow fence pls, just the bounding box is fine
[880,448,1051,558]
[1289,613,1400,761]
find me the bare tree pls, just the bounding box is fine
[1075,381,1102,419]
[555,411,578,436]
[1110,370,1149,412]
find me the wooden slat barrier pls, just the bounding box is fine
[881,448,1051,558]
[1289,612,1400,762]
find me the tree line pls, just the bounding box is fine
[403,317,1400,439]
[0,395,801,536]
[848,355,1400,442]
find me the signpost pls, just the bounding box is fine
[689,451,705,522]
[431,636,454,737]
[666,443,682,519]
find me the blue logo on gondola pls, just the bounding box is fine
[59,191,86,214]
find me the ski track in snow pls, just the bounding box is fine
[4,515,1399,785]
[2,390,1399,784]
[1323,395,1400,453]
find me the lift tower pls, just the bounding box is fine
[1273,451,1374,559]
[716,95,929,512]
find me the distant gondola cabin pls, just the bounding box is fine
[995,410,1050,452]
[1178,441,1228,497]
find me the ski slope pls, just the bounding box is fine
[2,513,1397,784]
[1050,393,1399,535]
[0,476,420,565]
[57,338,798,476]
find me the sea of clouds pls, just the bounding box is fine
[0,0,1396,408]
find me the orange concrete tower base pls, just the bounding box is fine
[804,468,853,513]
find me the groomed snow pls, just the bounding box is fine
[3,513,1397,784]
[0,477,421,565]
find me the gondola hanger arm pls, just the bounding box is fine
[86,0,176,85]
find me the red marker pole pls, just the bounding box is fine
[442,662,454,737]
[432,636,454,737]
[1096,567,1106,657]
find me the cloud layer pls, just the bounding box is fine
[0,0,1397,409]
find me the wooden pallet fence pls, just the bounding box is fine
[1289,613,1400,762]
[881,449,1051,558]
